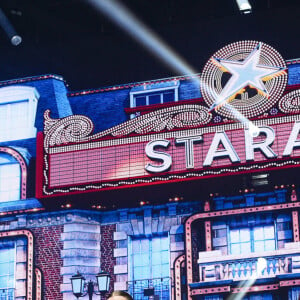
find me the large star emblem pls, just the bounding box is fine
[209,42,286,111]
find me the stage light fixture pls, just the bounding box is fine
[0,8,22,46]
[236,0,252,14]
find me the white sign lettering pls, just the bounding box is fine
[144,123,300,173]
[145,139,172,173]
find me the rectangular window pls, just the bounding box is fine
[0,240,16,299]
[230,228,251,255]
[131,89,177,108]
[0,86,39,142]
[229,225,276,255]
[253,225,275,252]
[128,236,170,299]
[0,100,29,141]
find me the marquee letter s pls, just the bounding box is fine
[145,140,172,173]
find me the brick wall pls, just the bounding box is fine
[32,225,63,300]
[101,224,116,294]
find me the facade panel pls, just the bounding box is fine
[0,41,299,300]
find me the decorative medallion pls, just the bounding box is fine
[201,40,287,119]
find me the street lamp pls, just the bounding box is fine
[96,271,111,294]
[71,271,110,299]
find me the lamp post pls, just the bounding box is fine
[71,271,110,299]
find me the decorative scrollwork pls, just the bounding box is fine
[43,105,211,148]
[43,110,94,149]
[278,89,300,113]
[107,104,212,136]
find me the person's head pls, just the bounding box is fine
[107,290,133,300]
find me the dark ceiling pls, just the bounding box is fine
[0,0,299,90]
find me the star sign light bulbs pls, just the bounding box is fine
[201,41,288,119]
[209,42,285,112]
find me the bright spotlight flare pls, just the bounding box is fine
[88,0,259,138]
[0,8,22,46]
[248,122,260,137]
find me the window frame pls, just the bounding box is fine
[130,86,179,108]
[0,154,21,202]
[0,239,16,293]
[0,230,34,300]
[128,235,170,281]
[0,86,39,142]
[228,224,277,255]
[0,147,28,200]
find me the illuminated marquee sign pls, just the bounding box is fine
[37,41,300,197]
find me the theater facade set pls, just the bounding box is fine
[1,41,300,300]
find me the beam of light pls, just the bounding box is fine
[87,0,259,135]
[226,257,267,300]
[87,0,196,76]
[0,8,22,46]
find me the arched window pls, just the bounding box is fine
[0,153,21,202]
[0,86,39,142]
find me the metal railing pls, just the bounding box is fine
[0,289,14,300]
[198,243,300,282]
[127,277,171,300]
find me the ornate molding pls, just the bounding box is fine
[174,254,185,300]
[292,211,300,242]
[109,104,212,136]
[232,284,279,294]
[43,105,212,148]
[43,110,94,148]
[190,286,230,296]
[35,268,42,300]
[0,230,34,300]
[280,279,300,287]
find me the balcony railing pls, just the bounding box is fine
[198,242,300,282]
[0,288,14,300]
[127,277,171,300]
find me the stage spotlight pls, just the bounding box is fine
[11,35,22,46]
[236,0,252,14]
[0,8,22,46]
